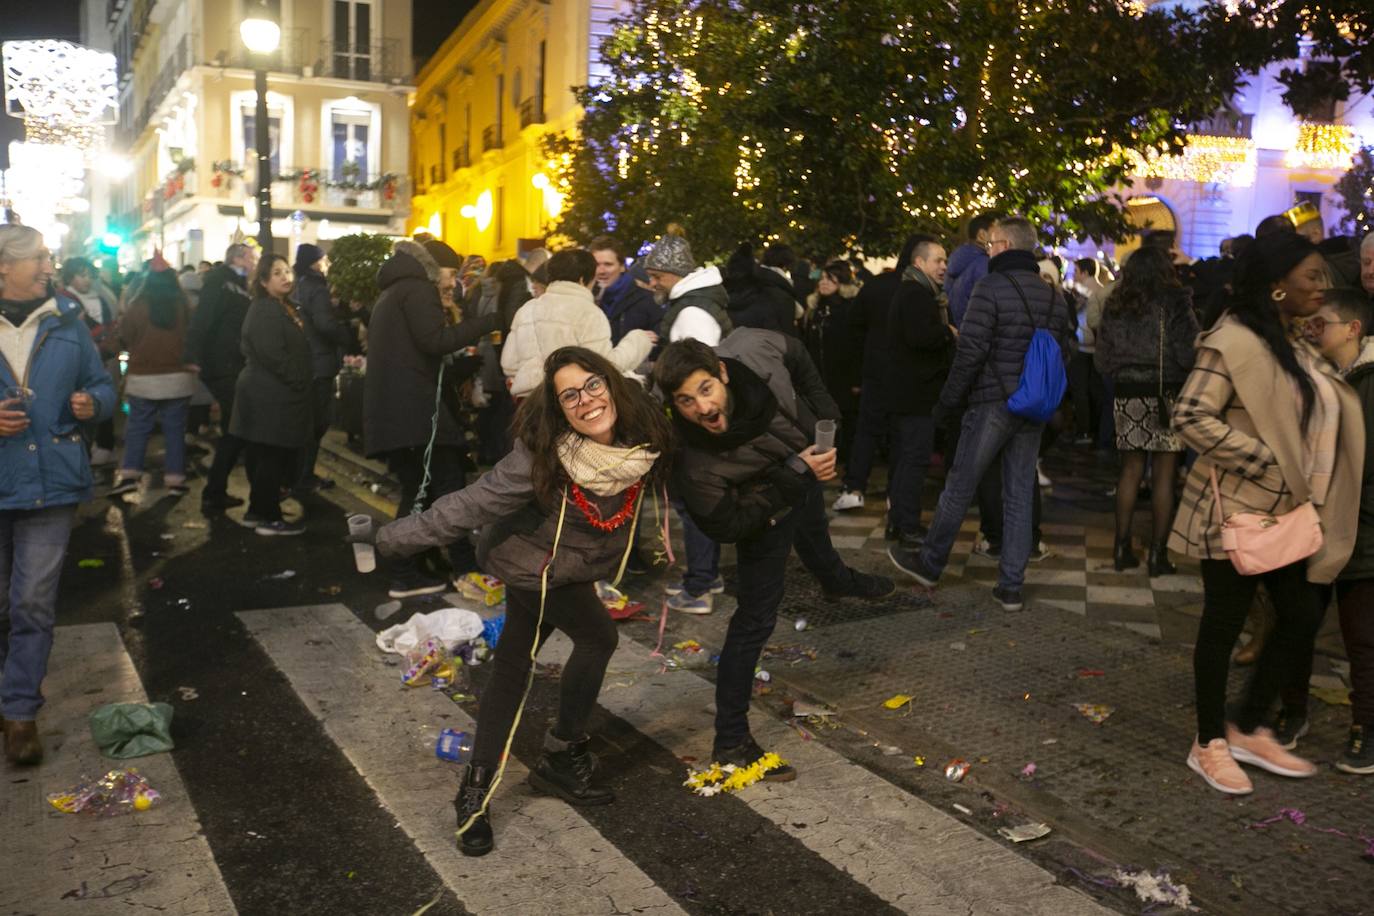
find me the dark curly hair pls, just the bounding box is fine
[1102,246,1182,318]
[513,347,674,508]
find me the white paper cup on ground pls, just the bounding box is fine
[348,514,377,573]
[814,419,837,454]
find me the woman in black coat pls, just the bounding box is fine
[230,253,313,535]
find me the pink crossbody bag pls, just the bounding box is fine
[1208,466,1323,575]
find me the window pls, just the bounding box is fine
[242,107,283,176]
[495,74,504,141]
[321,98,381,182]
[231,90,294,180]
[332,0,374,80]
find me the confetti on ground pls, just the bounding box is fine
[1310,686,1352,706]
[999,822,1051,843]
[1076,668,1105,678]
[78,558,105,569]
[1020,762,1037,778]
[883,694,913,710]
[1074,703,1113,724]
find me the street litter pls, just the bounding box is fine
[1111,869,1194,910]
[944,759,971,782]
[454,572,506,607]
[913,756,925,767]
[181,520,207,529]
[1020,762,1037,778]
[266,570,296,580]
[147,577,164,590]
[434,728,473,764]
[160,533,176,540]
[754,669,771,682]
[762,644,817,663]
[177,686,199,701]
[880,745,902,756]
[597,580,645,618]
[1076,668,1105,678]
[952,803,972,815]
[78,558,104,568]
[89,702,174,758]
[674,640,703,652]
[48,768,161,815]
[1310,686,1352,706]
[376,606,485,655]
[374,599,403,621]
[684,752,790,796]
[792,700,833,719]
[949,641,966,651]
[1249,808,1374,859]
[319,584,343,596]
[999,822,1051,843]
[794,618,809,631]
[883,693,913,710]
[1074,703,1114,724]
[401,639,459,687]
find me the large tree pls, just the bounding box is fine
[545,0,1260,259]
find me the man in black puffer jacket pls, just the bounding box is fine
[365,240,497,598]
[888,217,1073,612]
[655,329,893,780]
[722,244,798,336]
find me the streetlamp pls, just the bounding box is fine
[240,1,280,253]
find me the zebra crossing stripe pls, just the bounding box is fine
[0,623,237,915]
[238,604,686,916]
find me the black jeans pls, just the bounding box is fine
[1195,559,1328,742]
[1068,351,1103,439]
[842,381,888,493]
[297,376,336,485]
[1337,579,1374,728]
[384,445,475,578]
[715,478,852,746]
[203,375,247,500]
[470,582,618,768]
[245,442,297,522]
[889,413,935,536]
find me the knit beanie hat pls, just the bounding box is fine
[422,239,462,270]
[643,233,696,277]
[293,243,326,273]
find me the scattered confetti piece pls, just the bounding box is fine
[1074,703,1113,724]
[999,822,1051,843]
[913,756,925,767]
[1310,686,1352,706]
[883,694,913,710]
[1020,762,1038,778]
[952,803,972,815]
[1076,668,1105,678]
[78,558,104,569]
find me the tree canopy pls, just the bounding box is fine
[545,0,1268,260]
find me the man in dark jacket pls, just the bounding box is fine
[365,240,498,598]
[882,237,955,547]
[945,212,998,328]
[655,329,893,777]
[833,233,925,513]
[293,243,351,492]
[888,217,1073,611]
[186,242,256,514]
[590,236,660,345]
[723,243,798,335]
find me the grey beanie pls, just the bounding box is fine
[643,234,696,276]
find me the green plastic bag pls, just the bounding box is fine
[88,703,175,759]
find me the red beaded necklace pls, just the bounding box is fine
[568,481,642,532]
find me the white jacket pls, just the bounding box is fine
[501,280,655,397]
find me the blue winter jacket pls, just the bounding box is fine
[599,268,662,345]
[945,242,989,328]
[0,294,116,511]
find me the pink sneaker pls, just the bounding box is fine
[1226,725,1318,778]
[1187,738,1253,795]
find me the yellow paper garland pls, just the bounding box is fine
[683,752,787,796]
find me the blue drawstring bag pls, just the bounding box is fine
[1003,276,1066,423]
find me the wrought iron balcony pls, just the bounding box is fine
[482,125,503,153]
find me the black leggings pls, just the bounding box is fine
[1195,559,1327,742]
[470,582,618,768]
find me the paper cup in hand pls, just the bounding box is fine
[814,419,837,454]
[348,514,377,573]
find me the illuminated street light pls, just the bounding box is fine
[240,0,280,252]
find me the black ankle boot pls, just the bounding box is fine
[1147,542,1176,577]
[529,732,615,806]
[454,764,495,857]
[1113,537,1139,571]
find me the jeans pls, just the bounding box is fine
[919,402,1042,591]
[673,498,720,596]
[297,376,336,485]
[0,505,76,720]
[385,445,476,578]
[978,462,1044,547]
[1195,559,1328,742]
[470,582,618,768]
[842,381,888,493]
[203,375,248,500]
[121,395,190,481]
[1336,579,1374,728]
[715,478,851,745]
[889,414,935,536]
[246,442,297,522]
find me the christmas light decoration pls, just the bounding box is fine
[2,40,116,157]
[1127,135,1257,187]
[1284,122,1359,171]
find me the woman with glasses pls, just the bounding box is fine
[375,347,673,857]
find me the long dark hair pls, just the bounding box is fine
[513,347,674,508]
[1228,240,1317,431]
[251,253,290,300]
[138,269,187,330]
[1103,246,1181,317]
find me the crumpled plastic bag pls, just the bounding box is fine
[89,702,175,759]
[376,606,485,655]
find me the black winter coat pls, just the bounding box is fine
[296,270,351,379]
[229,297,313,448]
[1341,340,1374,581]
[883,277,956,416]
[363,252,497,457]
[938,250,1075,412]
[723,252,798,335]
[185,265,251,383]
[802,288,859,413]
[849,271,902,383]
[599,270,661,345]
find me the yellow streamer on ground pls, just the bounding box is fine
[683,752,787,797]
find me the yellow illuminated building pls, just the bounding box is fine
[409,0,629,258]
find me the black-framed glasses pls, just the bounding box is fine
[557,374,608,408]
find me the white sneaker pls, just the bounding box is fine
[832,490,865,511]
[1037,461,1052,488]
[1028,541,1056,562]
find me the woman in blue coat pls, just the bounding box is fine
[0,225,115,765]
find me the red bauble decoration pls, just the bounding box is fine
[211,174,222,188]
[303,192,314,203]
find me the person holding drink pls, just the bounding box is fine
[0,225,115,764]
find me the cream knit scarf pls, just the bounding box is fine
[556,433,659,496]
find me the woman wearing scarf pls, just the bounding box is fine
[1171,231,1364,795]
[376,346,673,856]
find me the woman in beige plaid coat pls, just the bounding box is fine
[1170,232,1364,796]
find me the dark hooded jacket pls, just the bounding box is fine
[723,246,798,335]
[295,269,351,379]
[599,266,662,345]
[938,249,1075,412]
[1341,338,1374,581]
[945,242,989,328]
[363,249,497,457]
[670,328,837,544]
[184,264,251,382]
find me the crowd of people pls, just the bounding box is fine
[2,206,1373,867]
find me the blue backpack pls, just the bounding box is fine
[1003,275,1067,423]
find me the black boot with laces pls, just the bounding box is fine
[529,731,615,806]
[454,764,495,857]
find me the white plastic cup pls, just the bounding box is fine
[814,419,837,454]
[348,514,376,573]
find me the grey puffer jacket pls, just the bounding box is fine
[938,249,1075,411]
[376,438,645,591]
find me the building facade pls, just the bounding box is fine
[89,0,415,267]
[408,0,629,260]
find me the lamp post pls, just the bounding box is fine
[240,3,281,253]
